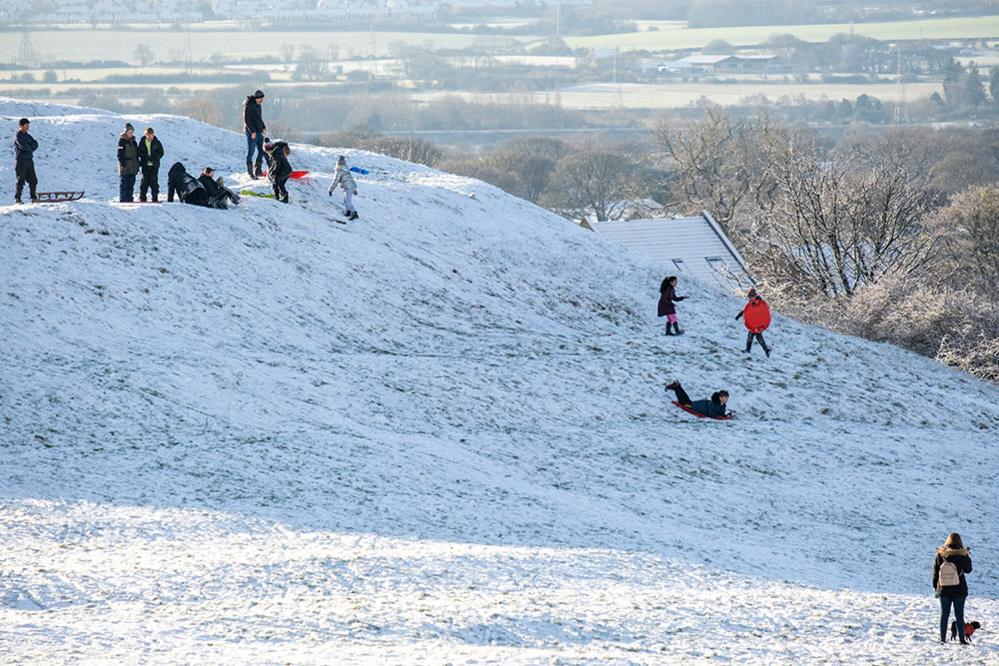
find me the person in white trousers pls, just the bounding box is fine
[328,155,358,219]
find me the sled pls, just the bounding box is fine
[240,189,276,199]
[349,166,369,175]
[672,401,734,421]
[260,170,309,180]
[34,191,84,203]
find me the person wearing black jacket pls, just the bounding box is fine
[166,162,210,207]
[658,276,686,336]
[933,532,974,644]
[243,90,266,179]
[266,140,292,203]
[117,122,139,202]
[137,127,164,202]
[13,117,39,204]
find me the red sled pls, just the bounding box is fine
[260,170,309,180]
[35,191,84,203]
[672,401,734,421]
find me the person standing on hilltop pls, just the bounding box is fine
[933,532,973,644]
[13,117,39,204]
[267,141,292,204]
[117,122,139,203]
[243,90,267,179]
[136,126,164,203]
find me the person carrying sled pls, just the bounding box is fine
[665,380,729,418]
[13,117,38,204]
[137,126,164,203]
[736,288,772,357]
[117,122,139,202]
[167,162,210,207]
[658,276,686,336]
[933,532,973,645]
[328,155,358,219]
[267,140,292,204]
[243,89,267,179]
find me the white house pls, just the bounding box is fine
[587,211,755,294]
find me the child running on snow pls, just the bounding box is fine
[658,276,686,335]
[327,155,358,219]
[665,380,729,418]
[736,288,772,357]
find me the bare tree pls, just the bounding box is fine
[133,44,155,67]
[542,150,644,222]
[652,105,773,227]
[756,139,939,298]
[935,185,999,289]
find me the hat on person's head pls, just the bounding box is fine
[124,122,134,131]
[203,166,214,173]
[18,117,29,126]
[337,155,346,164]
[747,288,758,298]
[253,90,265,99]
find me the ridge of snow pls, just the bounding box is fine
[2,100,997,662]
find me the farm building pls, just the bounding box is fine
[586,212,755,294]
[658,53,779,75]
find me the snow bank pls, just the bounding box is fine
[2,101,997,662]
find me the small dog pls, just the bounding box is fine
[951,620,981,642]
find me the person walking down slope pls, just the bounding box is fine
[736,288,772,358]
[267,141,292,204]
[933,532,973,645]
[13,117,39,204]
[665,380,729,418]
[136,126,164,202]
[117,123,139,202]
[328,155,358,219]
[243,89,267,179]
[658,276,686,336]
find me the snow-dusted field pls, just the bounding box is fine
[2,100,998,663]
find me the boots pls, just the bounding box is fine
[671,322,683,335]
[246,160,256,179]
[254,158,263,178]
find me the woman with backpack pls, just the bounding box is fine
[658,276,686,336]
[933,532,973,644]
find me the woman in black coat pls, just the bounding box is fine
[658,276,686,336]
[933,532,973,644]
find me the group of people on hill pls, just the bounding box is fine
[11,88,360,218]
[658,276,772,419]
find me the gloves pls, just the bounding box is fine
[327,189,333,196]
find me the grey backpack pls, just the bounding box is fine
[938,559,960,588]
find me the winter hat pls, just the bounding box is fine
[337,155,347,165]
[253,90,265,99]
[747,288,758,298]
[124,122,134,131]
[18,117,29,126]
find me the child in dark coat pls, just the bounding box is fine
[665,380,729,418]
[658,276,686,336]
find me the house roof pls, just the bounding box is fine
[589,212,755,293]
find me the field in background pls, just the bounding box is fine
[567,16,999,51]
[414,81,944,110]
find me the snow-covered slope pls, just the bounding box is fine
[2,100,997,663]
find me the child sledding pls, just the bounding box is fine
[665,380,732,420]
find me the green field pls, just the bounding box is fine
[566,15,999,51]
[0,29,501,64]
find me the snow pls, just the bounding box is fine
[2,99,998,662]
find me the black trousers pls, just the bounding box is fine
[272,178,289,203]
[140,165,159,200]
[670,384,692,406]
[15,160,37,200]
[746,332,770,352]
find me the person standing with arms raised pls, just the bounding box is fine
[243,90,267,179]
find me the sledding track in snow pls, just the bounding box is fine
[1,100,998,663]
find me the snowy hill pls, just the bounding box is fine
[2,99,998,663]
